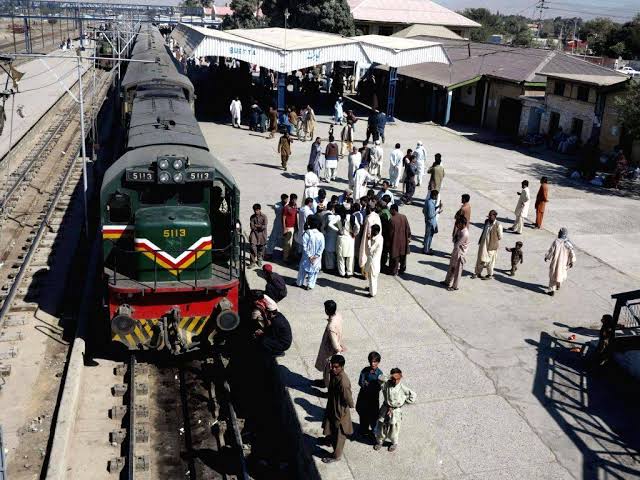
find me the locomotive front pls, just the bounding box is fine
[102,148,242,354]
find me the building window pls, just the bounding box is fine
[378,26,394,36]
[577,85,590,102]
[553,81,566,96]
[571,118,584,139]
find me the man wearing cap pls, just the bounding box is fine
[254,301,292,357]
[262,264,287,302]
[414,141,427,187]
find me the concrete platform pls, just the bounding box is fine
[0,44,94,161]
[200,114,640,479]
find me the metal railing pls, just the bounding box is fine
[612,289,640,329]
[106,237,243,290]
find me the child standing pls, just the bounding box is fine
[249,203,268,268]
[505,241,524,276]
[356,351,383,438]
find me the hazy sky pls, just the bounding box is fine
[437,0,638,21]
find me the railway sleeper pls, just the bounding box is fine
[110,381,148,397]
[0,346,19,360]
[109,404,149,421]
[107,455,150,474]
[0,331,23,342]
[2,317,26,327]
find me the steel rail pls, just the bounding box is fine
[0,126,82,322]
[0,100,80,213]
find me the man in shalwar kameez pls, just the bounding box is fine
[506,180,530,234]
[388,143,403,188]
[297,216,325,290]
[303,165,319,202]
[443,217,469,291]
[368,139,384,185]
[473,210,503,280]
[413,141,427,187]
[358,203,381,278]
[321,354,354,463]
[353,163,372,202]
[374,368,416,452]
[544,227,576,296]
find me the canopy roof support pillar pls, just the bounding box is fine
[277,72,286,114]
[386,67,398,122]
[444,89,453,125]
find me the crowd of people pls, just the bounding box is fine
[245,106,578,464]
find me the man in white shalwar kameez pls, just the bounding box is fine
[473,210,503,280]
[368,140,384,185]
[413,141,427,187]
[374,368,416,452]
[545,227,576,296]
[506,180,530,234]
[303,166,319,201]
[295,198,314,253]
[388,144,403,188]
[353,164,372,201]
[297,216,325,290]
[347,147,361,188]
[358,206,381,278]
[364,224,383,297]
[229,97,242,128]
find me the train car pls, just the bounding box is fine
[95,36,114,70]
[101,27,242,354]
[120,25,194,126]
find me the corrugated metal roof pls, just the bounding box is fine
[393,24,464,40]
[541,73,629,87]
[382,38,627,89]
[348,0,481,28]
[170,24,450,72]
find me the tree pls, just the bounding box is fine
[610,41,626,57]
[222,0,262,29]
[261,0,355,36]
[615,82,640,141]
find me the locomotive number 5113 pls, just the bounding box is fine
[163,229,187,238]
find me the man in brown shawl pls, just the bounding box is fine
[321,354,354,463]
[388,204,411,275]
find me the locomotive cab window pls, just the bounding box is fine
[107,192,132,222]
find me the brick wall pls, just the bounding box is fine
[600,91,624,152]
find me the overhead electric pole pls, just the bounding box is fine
[535,0,548,39]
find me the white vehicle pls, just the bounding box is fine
[616,66,640,78]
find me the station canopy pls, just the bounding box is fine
[170,23,451,73]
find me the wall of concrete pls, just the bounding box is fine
[484,79,523,130]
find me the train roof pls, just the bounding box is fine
[121,25,194,96]
[127,89,208,151]
[101,145,238,195]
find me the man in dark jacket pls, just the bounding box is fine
[255,304,292,357]
[262,264,287,302]
[321,354,354,463]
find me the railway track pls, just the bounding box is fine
[107,353,250,480]
[0,65,109,376]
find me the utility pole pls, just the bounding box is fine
[535,0,548,39]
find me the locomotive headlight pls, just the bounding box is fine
[158,171,171,183]
[172,158,184,170]
[173,172,184,183]
[158,158,170,170]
